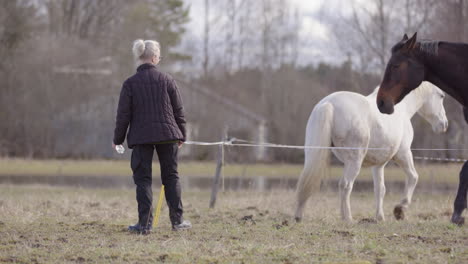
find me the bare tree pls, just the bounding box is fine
[44,0,125,40]
[323,0,437,73]
[203,0,210,77]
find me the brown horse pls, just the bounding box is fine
[376,32,468,225]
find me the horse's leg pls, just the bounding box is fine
[393,151,418,220]
[339,162,362,222]
[451,161,468,225]
[371,165,386,221]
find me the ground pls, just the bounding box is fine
[0,185,466,264]
[0,158,462,184]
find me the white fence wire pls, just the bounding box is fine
[185,139,467,163]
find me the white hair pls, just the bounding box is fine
[132,39,161,62]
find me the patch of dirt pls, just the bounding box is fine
[417,213,436,220]
[332,230,354,238]
[240,215,253,221]
[358,218,377,224]
[4,240,18,245]
[158,254,168,262]
[393,205,405,220]
[0,257,17,262]
[87,202,100,207]
[274,219,290,230]
[246,206,258,210]
[439,247,452,253]
[66,256,87,263]
[239,215,256,225]
[375,257,386,264]
[441,210,452,217]
[81,221,102,226]
[402,234,442,244]
[259,210,269,216]
[57,237,68,243]
[81,221,105,229]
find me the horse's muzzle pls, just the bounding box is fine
[377,98,394,114]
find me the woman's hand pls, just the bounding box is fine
[112,143,116,149]
[178,141,183,149]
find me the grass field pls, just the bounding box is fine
[0,184,466,263]
[0,158,463,184]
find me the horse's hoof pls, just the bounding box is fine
[394,205,405,220]
[451,214,465,226]
[295,217,302,223]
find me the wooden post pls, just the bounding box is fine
[255,120,267,161]
[209,129,227,208]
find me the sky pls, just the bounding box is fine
[187,0,331,40]
[183,0,368,65]
[289,0,329,40]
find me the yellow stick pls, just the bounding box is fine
[153,185,165,228]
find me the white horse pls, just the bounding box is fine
[295,81,448,222]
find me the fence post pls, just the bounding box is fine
[256,120,267,161]
[209,128,227,208]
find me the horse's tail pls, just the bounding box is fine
[295,102,333,222]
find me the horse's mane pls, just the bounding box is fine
[419,40,439,56]
[391,39,439,56]
[391,42,405,53]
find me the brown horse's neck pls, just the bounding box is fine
[419,42,468,106]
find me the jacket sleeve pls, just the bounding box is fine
[113,81,132,145]
[168,78,187,141]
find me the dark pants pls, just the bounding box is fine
[452,161,468,223]
[131,143,183,228]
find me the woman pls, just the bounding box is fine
[113,39,191,234]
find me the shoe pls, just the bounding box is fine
[172,220,192,231]
[128,223,152,234]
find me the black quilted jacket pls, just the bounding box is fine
[113,63,186,148]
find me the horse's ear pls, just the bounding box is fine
[403,32,418,51]
[402,34,409,41]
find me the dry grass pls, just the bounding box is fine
[0,158,462,184]
[0,184,467,263]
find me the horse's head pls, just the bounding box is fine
[417,83,448,134]
[377,32,425,114]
